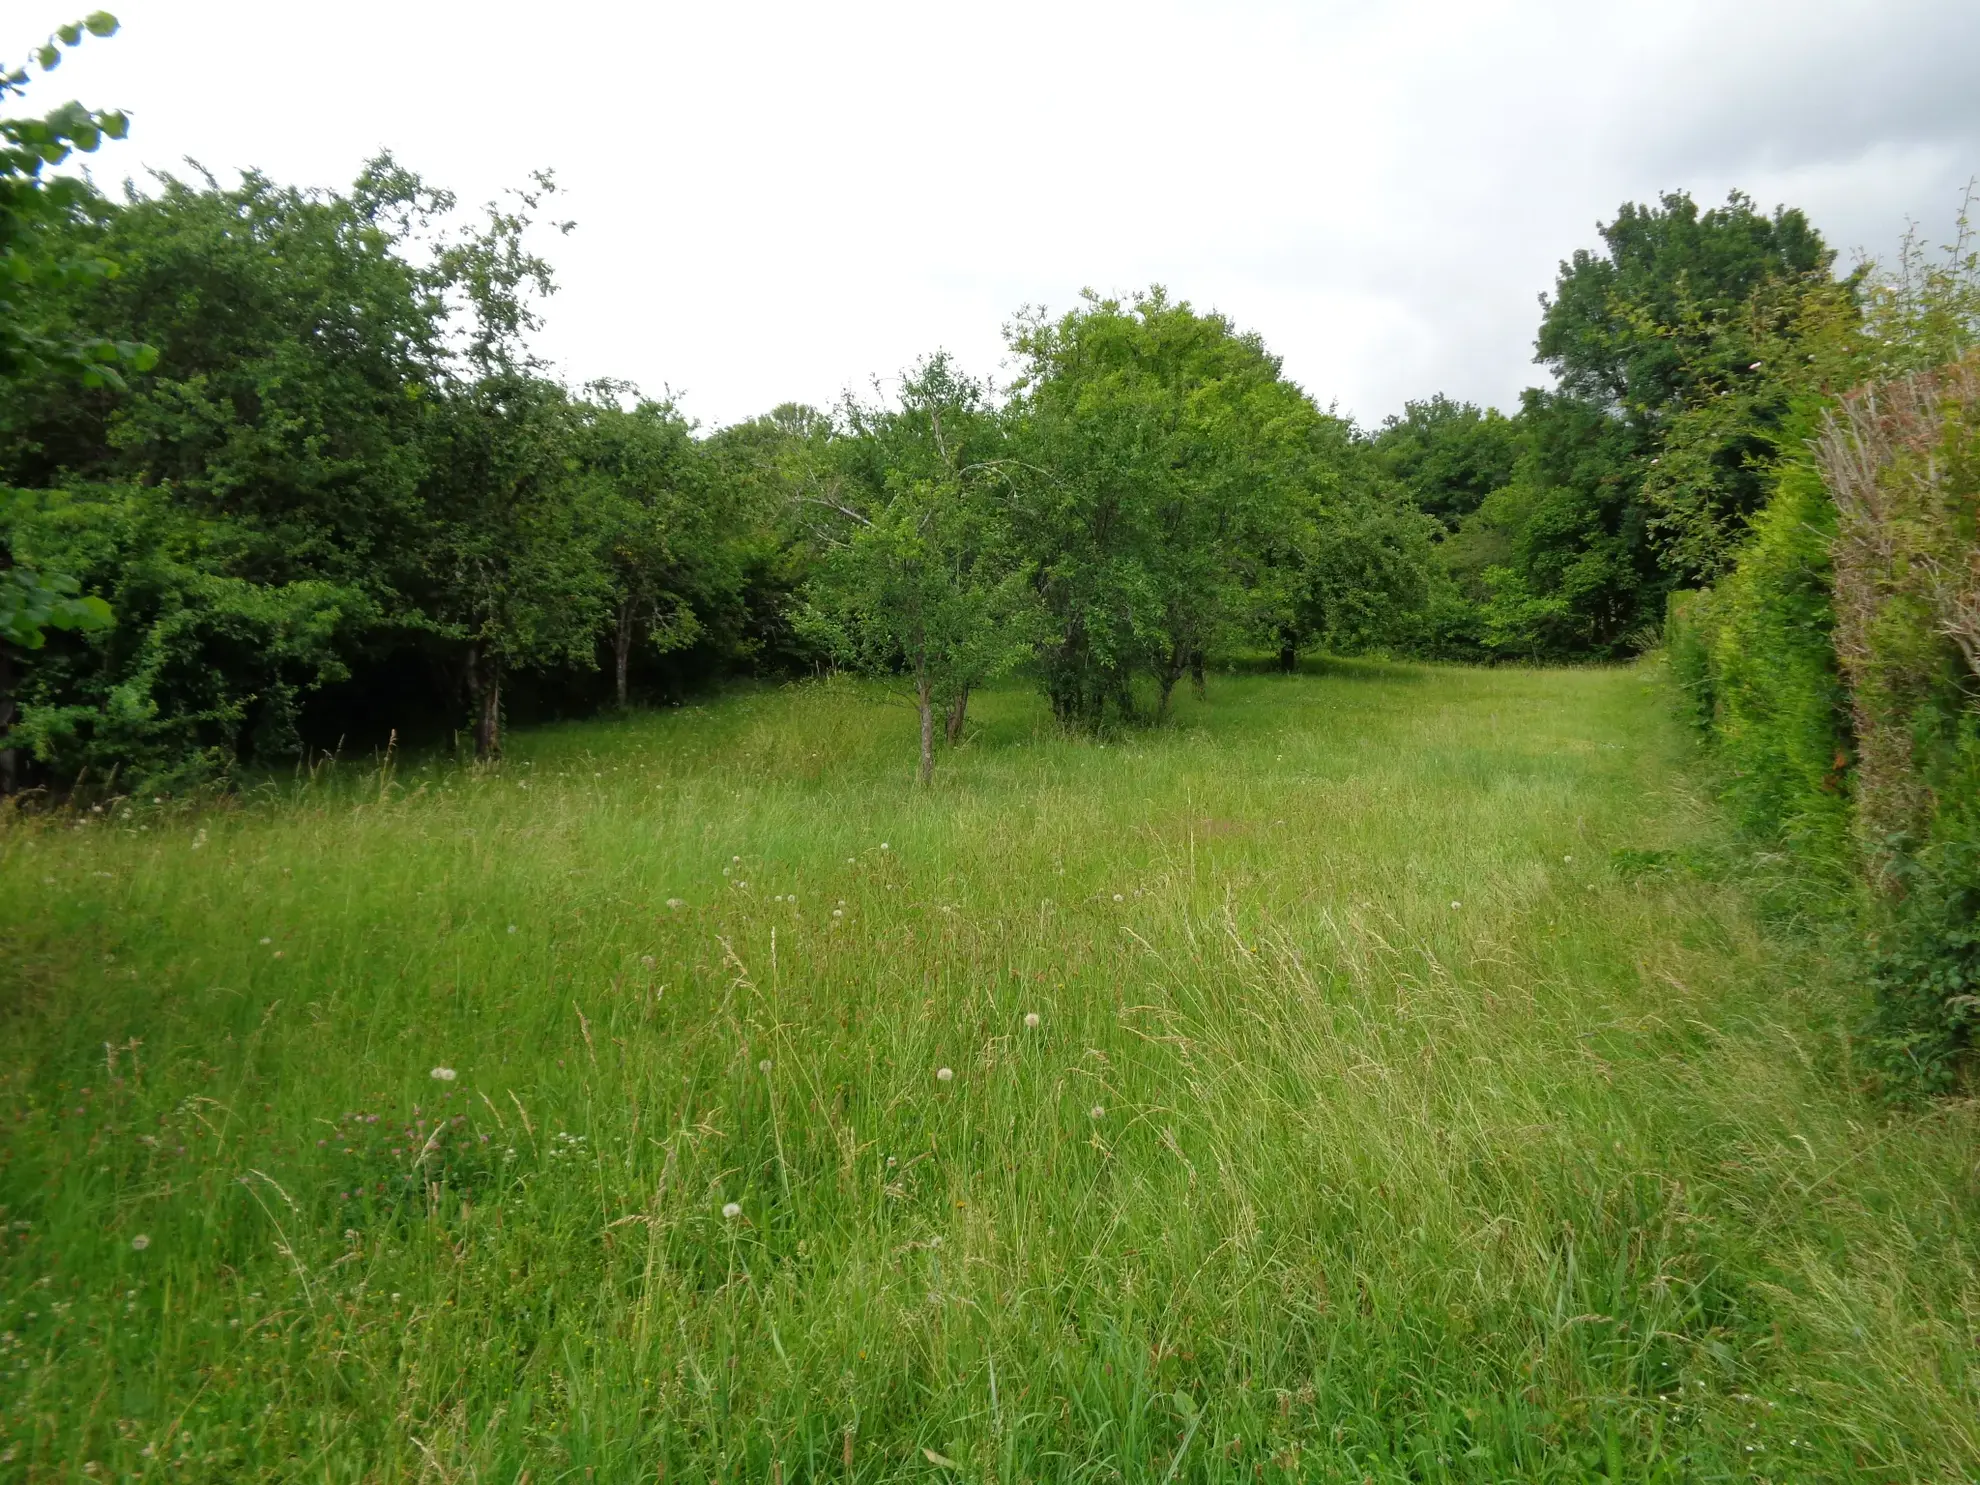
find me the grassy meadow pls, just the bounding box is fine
[4,660,1980,1482]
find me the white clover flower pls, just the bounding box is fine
[1089,1105,1105,1120]
[666,898,685,909]
[832,909,844,918]
[936,1067,954,1083]
[431,1067,457,1082]
[259,936,272,945]
[732,855,741,864]
[640,955,655,968]
[759,1059,773,1074]
[1449,901,1461,910]
[1024,1012,1040,1029]
[879,842,889,851]
[1563,854,1573,864]
[507,924,517,934]
[1112,893,1123,902]
[130,1234,150,1251]
[721,1202,742,1220]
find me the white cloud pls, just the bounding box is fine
[13,0,1977,426]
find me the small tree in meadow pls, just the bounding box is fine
[799,357,1040,785]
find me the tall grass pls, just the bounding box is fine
[3,661,1978,1481]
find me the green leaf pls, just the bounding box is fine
[58,23,84,45]
[1172,1390,1198,1420]
[84,11,120,36]
[36,44,60,70]
[920,1448,960,1470]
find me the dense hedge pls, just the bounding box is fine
[1669,353,1980,1092]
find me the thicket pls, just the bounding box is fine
[1666,206,1980,1093]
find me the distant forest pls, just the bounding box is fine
[0,19,1967,793]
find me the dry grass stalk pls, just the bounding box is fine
[1815,352,1980,880]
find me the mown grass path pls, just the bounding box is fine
[4,662,1977,1482]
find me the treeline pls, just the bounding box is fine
[1661,208,1980,1093]
[4,22,1453,793]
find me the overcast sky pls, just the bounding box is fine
[15,0,1980,428]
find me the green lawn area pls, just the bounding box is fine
[3,662,1977,1481]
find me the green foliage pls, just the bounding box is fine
[0,12,151,393]
[1663,457,1851,872]
[798,356,1042,782]
[1005,288,1374,724]
[573,391,722,705]
[1370,394,1519,530]
[0,492,108,650]
[1670,201,1980,1095]
[1454,192,1842,661]
[4,482,373,788]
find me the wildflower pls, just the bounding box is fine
[1089,1106,1105,1120]
[721,1202,742,1220]
[272,950,284,959]
[506,924,517,934]
[430,1067,457,1082]
[641,955,656,968]
[732,855,741,864]
[879,842,889,851]
[832,909,844,918]
[1112,893,1123,902]
[846,857,856,864]
[759,1059,773,1074]
[1562,854,1573,864]
[666,898,685,909]
[1024,1012,1040,1029]
[259,936,272,945]
[130,1234,150,1251]
[936,1067,954,1082]
[1450,901,1461,910]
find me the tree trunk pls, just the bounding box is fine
[1190,648,1207,699]
[1278,639,1299,673]
[466,642,503,761]
[0,638,16,797]
[917,670,935,787]
[945,685,970,745]
[614,599,635,708]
